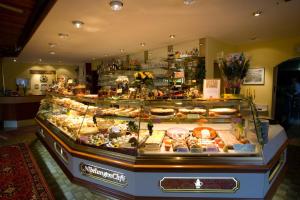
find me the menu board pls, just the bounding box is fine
[203,79,221,99]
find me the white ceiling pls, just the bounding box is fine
[18,0,300,64]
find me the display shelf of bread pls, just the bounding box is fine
[46,114,141,154]
[50,97,97,115]
[37,92,262,157]
[209,108,238,117]
[96,107,140,118]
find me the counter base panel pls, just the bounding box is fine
[3,119,36,128]
[36,123,287,200]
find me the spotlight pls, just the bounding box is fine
[110,0,123,11]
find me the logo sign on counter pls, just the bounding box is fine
[80,163,127,187]
[160,177,239,193]
[29,70,56,74]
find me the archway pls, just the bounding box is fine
[273,57,300,136]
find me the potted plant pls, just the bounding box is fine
[218,53,250,94]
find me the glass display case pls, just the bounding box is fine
[37,92,263,158]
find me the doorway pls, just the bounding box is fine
[273,57,300,137]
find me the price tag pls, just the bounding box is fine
[117,88,123,94]
[187,114,200,119]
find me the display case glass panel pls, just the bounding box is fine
[37,93,263,158]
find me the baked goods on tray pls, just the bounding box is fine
[150,108,175,116]
[173,139,189,152]
[209,108,237,115]
[79,126,99,135]
[144,130,165,152]
[166,127,189,139]
[193,127,217,139]
[178,107,206,114]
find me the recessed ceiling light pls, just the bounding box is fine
[72,20,84,28]
[253,10,262,17]
[49,51,56,55]
[58,33,69,39]
[140,42,145,47]
[110,0,123,11]
[13,58,17,62]
[120,49,125,53]
[199,43,204,46]
[183,0,195,5]
[48,42,56,48]
[169,34,175,39]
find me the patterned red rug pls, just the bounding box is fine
[0,143,54,200]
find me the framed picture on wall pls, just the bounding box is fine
[243,67,265,85]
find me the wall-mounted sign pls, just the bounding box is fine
[30,70,56,74]
[79,163,127,187]
[40,75,48,83]
[160,177,239,193]
[203,79,221,99]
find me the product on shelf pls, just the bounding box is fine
[109,135,138,148]
[144,130,165,152]
[193,127,217,139]
[150,108,175,116]
[172,139,189,152]
[108,123,128,139]
[217,131,241,148]
[166,127,189,139]
[178,107,206,114]
[204,144,219,152]
[79,134,107,146]
[233,144,256,152]
[97,107,140,118]
[79,126,99,135]
[96,118,114,133]
[209,108,237,116]
[83,94,98,99]
[163,138,173,151]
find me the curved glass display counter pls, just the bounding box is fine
[35,93,287,199]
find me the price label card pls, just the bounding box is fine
[203,79,221,99]
[117,88,123,94]
[187,114,200,119]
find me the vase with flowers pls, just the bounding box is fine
[133,71,154,99]
[218,53,250,95]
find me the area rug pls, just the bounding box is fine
[0,143,54,200]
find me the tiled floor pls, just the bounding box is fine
[1,125,300,200]
[30,140,107,200]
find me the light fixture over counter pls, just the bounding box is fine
[183,0,195,5]
[58,33,69,39]
[72,20,84,28]
[110,0,123,11]
[253,10,262,17]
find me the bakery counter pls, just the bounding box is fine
[0,95,44,128]
[35,117,287,200]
